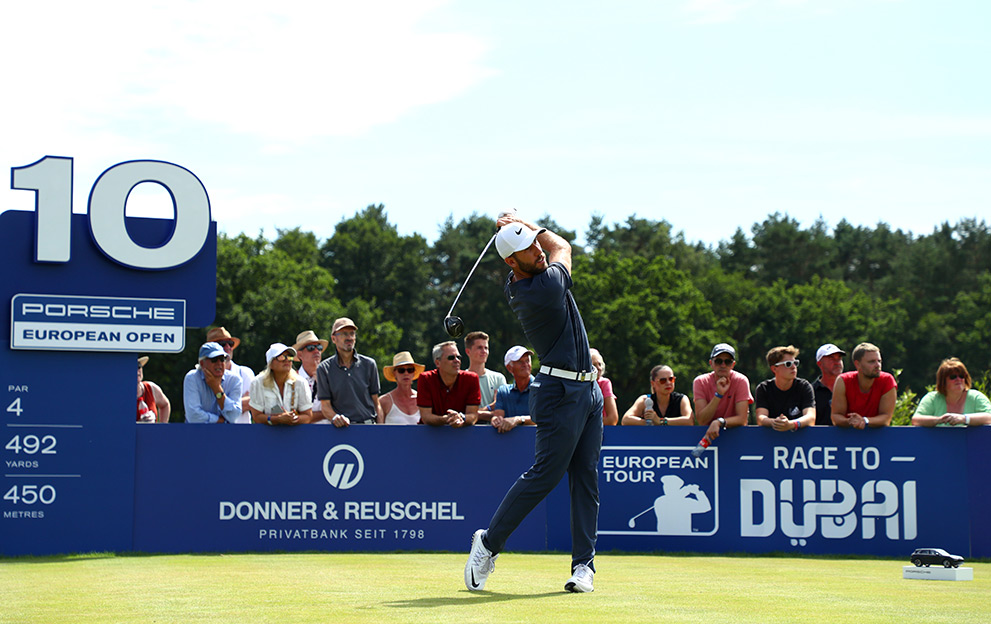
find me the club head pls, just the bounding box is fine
[444,315,465,338]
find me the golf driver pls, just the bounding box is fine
[443,210,517,338]
[443,233,496,338]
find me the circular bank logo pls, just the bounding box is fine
[322,444,364,490]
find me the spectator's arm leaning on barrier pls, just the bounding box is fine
[372,394,383,424]
[869,387,897,427]
[830,377,873,429]
[419,406,466,427]
[829,377,858,428]
[601,387,619,426]
[148,381,171,423]
[624,394,694,426]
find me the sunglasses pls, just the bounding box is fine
[273,354,292,362]
[712,357,734,366]
[303,344,324,352]
[656,376,675,383]
[208,355,227,363]
[394,366,417,375]
[446,355,461,361]
[947,373,965,380]
[215,340,236,347]
[774,360,800,368]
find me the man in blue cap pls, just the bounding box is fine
[182,342,243,424]
[465,214,603,594]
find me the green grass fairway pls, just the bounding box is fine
[1,552,986,624]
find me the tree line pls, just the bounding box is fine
[144,206,991,421]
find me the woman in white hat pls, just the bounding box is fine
[380,351,425,424]
[248,343,313,425]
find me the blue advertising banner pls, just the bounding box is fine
[130,426,548,554]
[549,427,975,558]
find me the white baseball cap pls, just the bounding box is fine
[265,343,297,365]
[496,223,546,259]
[504,345,533,367]
[816,343,846,362]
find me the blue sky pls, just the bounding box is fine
[2,0,989,248]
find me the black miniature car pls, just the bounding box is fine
[910,548,964,568]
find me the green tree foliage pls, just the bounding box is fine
[574,252,721,409]
[319,205,432,353]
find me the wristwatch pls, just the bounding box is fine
[215,391,224,400]
[717,417,726,429]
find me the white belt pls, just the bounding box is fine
[539,365,597,383]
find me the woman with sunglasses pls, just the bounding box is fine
[248,343,313,425]
[380,352,426,424]
[755,345,816,431]
[911,358,991,426]
[622,365,693,426]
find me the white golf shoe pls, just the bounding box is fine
[464,529,497,591]
[565,563,594,593]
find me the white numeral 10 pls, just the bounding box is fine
[11,156,211,270]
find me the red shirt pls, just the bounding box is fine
[416,369,481,415]
[137,382,158,422]
[840,371,897,418]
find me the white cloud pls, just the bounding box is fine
[0,0,495,145]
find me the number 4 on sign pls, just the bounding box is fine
[7,397,24,417]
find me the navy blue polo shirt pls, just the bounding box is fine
[505,262,591,373]
[493,377,534,418]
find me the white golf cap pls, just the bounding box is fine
[265,343,297,365]
[504,345,533,367]
[816,343,846,362]
[496,223,545,259]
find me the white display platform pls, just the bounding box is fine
[902,566,973,581]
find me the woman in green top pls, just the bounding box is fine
[911,358,991,427]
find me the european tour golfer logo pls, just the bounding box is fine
[598,445,718,536]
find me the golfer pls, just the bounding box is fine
[464,215,603,593]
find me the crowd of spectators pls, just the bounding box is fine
[139,324,991,430]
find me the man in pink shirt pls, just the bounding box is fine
[693,343,754,442]
[830,342,897,428]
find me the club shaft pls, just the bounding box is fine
[446,233,496,318]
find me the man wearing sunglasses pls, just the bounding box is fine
[417,341,481,427]
[755,346,816,431]
[693,343,753,442]
[831,342,897,428]
[206,326,254,420]
[293,330,329,423]
[316,317,383,427]
[182,342,243,424]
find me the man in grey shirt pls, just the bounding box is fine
[315,317,382,426]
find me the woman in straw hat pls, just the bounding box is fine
[380,351,425,424]
[248,343,313,425]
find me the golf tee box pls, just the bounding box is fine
[902,566,974,581]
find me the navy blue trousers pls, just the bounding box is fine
[484,375,604,570]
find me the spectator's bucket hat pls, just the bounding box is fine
[206,326,241,350]
[383,351,425,382]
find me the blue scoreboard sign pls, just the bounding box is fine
[2,156,216,553]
